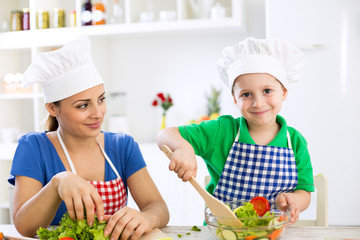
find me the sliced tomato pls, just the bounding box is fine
[59,237,75,240]
[250,196,270,216]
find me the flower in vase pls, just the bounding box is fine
[152,92,173,129]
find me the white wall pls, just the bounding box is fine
[266,0,360,226]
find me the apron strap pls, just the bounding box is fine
[96,138,121,178]
[57,129,77,174]
[57,129,121,178]
[235,122,293,149]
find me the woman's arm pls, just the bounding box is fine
[13,176,62,236]
[103,167,169,240]
[156,127,197,181]
[13,172,104,237]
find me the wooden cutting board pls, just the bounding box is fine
[138,228,168,240]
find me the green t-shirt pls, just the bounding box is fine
[179,115,314,195]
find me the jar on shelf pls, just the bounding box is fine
[11,10,22,31]
[53,8,65,28]
[22,8,30,30]
[92,0,106,25]
[37,10,50,29]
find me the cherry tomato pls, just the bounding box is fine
[250,196,270,216]
[59,237,75,240]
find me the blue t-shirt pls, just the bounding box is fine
[8,131,146,225]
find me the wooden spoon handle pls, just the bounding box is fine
[160,145,213,202]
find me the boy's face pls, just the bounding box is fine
[232,73,288,128]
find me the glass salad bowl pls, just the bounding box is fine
[205,199,291,240]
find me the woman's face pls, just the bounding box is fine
[232,73,288,129]
[48,84,106,138]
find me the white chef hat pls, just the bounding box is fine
[23,35,104,103]
[217,37,304,92]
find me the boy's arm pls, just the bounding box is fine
[156,127,197,181]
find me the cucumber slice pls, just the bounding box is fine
[221,230,238,240]
[268,217,281,229]
[254,237,269,240]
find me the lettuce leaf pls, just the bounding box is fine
[37,212,109,240]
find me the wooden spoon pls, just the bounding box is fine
[160,145,242,227]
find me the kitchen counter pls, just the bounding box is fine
[1,224,360,240]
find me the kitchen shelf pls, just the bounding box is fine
[0,18,244,49]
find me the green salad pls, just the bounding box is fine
[37,212,109,240]
[214,197,288,240]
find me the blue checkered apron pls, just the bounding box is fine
[213,129,298,203]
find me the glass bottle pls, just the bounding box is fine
[22,8,30,30]
[81,0,92,26]
[110,0,123,24]
[92,0,106,25]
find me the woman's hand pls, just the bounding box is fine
[52,171,104,226]
[103,207,152,240]
[275,190,311,224]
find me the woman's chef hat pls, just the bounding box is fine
[217,37,304,91]
[23,35,104,103]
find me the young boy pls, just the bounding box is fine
[156,37,314,224]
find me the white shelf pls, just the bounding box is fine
[0,143,17,161]
[0,18,244,49]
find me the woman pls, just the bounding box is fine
[8,36,169,240]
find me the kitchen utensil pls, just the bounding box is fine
[205,199,291,240]
[160,145,242,227]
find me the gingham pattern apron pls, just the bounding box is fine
[213,128,298,203]
[57,130,127,215]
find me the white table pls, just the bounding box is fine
[1,224,360,240]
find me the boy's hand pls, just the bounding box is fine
[275,192,300,224]
[168,148,197,182]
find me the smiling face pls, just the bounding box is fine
[46,84,106,138]
[232,73,288,130]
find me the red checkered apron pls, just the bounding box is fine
[57,130,127,215]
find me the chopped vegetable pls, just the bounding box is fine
[190,226,201,232]
[59,238,75,240]
[37,212,108,240]
[176,234,183,238]
[185,232,191,235]
[250,196,270,217]
[221,230,238,240]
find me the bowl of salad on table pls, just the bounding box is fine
[205,196,291,240]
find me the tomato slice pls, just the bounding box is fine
[250,196,270,216]
[59,237,75,240]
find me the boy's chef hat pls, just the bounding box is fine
[217,37,304,91]
[23,35,104,103]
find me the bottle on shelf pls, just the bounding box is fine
[81,0,92,26]
[110,0,123,24]
[70,10,76,27]
[92,0,106,25]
